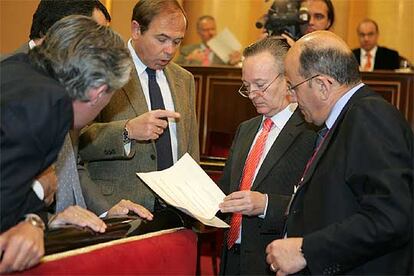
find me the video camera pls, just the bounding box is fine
[256,0,310,40]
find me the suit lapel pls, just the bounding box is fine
[229,117,262,193]
[123,66,149,116]
[164,64,185,157]
[299,86,373,186]
[252,109,304,190]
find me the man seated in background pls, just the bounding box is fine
[0,15,135,273]
[352,18,400,71]
[175,15,241,66]
[218,37,315,275]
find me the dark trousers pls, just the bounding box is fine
[220,244,241,275]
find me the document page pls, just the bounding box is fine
[137,153,229,228]
[207,27,242,64]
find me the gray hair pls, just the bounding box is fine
[29,15,132,101]
[243,37,290,74]
[298,41,360,86]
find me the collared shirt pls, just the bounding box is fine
[236,103,297,244]
[325,83,364,130]
[360,46,378,71]
[127,39,178,163]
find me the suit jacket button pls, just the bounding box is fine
[150,154,156,160]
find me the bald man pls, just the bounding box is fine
[265,31,413,275]
[352,18,400,71]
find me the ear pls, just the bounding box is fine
[88,85,108,106]
[314,76,333,101]
[131,20,141,39]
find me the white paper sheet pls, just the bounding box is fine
[137,153,229,228]
[207,28,242,64]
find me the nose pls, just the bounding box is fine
[248,91,257,100]
[309,16,316,26]
[164,43,177,56]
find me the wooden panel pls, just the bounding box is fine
[361,71,414,130]
[184,66,414,169]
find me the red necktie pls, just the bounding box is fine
[227,118,274,249]
[364,52,372,71]
[202,47,211,66]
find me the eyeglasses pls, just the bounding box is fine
[238,74,281,98]
[287,75,320,95]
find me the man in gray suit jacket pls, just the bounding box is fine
[79,0,200,211]
[218,37,316,275]
[175,15,241,66]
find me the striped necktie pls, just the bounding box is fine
[227,118,274,249]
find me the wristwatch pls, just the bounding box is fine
[123,127,131,144]
[24,214,46,231]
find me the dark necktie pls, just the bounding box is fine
[315,125,329,149]
[146,68,173,170]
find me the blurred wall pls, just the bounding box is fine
[1,0,413,63]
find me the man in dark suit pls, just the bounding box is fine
[0,16,133,273]
[79,0,200,211]
[352,18,400,71]
[218,37,316,275]
[1,0,153,231]
[266,31,413,275]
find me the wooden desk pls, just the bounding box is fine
[20,228,197,275]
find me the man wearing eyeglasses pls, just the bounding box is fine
[217,37,316,275]
[265,31,413,275]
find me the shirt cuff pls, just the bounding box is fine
[124,142,131,155]
[32,180,44,200]
[258,194,268,219]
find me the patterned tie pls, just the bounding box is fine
[146,68,173,170]
[227,118,274,249]
[202,47,211,66]
[364,52,372,71]
[55,134,86,212]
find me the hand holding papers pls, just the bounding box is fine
[207,28,242,64]
[137,153,229,228]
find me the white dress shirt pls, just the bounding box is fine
[360,46,378,72]
[126,39,178,163]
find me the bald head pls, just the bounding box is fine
[284,31,361,125]
[287,31,360,85]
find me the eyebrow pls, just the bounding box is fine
[156,33,184,40]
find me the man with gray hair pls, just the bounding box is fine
[218,37,315,275]
[0,15,133,273]
[266,31,412,275]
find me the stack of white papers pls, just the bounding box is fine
[207,27,242,64]
[137,153,229,228]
